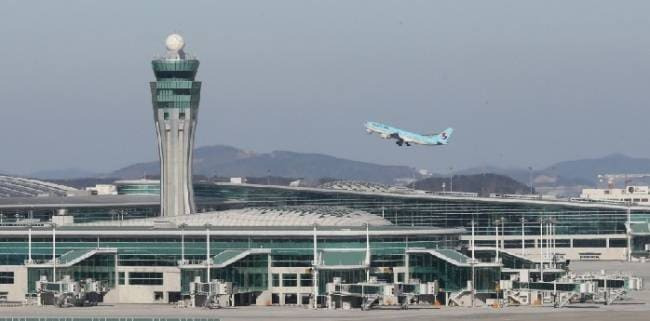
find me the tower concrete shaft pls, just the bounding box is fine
[150,37,201,216]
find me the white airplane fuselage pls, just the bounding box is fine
[365,121,453,147]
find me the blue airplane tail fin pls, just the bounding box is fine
[438,128,453,144]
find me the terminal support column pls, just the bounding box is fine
[627,206,632,262]
[539,219,544,281]
[52,223,56,281]
[495,224,499,263]
[28,224,32,263]
[206,224,211,282]
[365,224,370,282]
[404,253,410,282]
[312,224,319,309]
[267,253,272,290]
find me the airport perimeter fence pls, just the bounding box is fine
[0,318,220,321]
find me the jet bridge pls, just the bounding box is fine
[35,275,108,307]
[502,271,643,307]
[188,277,233,308]
[325,276,438,310]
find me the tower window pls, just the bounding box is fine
[179,112,186,120]
[173,89,192,95]
[163,112,169,120]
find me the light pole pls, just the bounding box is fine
[539,217,544,281]
[521,217,526,256]
[449,166,454,193]
[205,223,211,282]
[120,209,126,226]
[28,223,32,264]
[547,217,557,268]
[471,219,476,261]
[471,219,476,307]
[501,216,505,250]
[627,206,632,262]
[546,221,550,269]
[528,166,534,195]
[180,223,187,264]
[312,224,319,309]
[494,218,501,263]
[52,223,57,282]
[411,170,416,189]
[365,224,370,282]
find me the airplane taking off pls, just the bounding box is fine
[365,121,453,147]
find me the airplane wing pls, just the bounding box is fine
[388,133,409,146]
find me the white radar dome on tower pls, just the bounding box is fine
[165,33,185,52]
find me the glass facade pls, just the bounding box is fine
[0,206,160,224]
[3,183,647,297]
[2,229,472,294]
[116,183,160,196]
[3,183,648,235]
[409,253,498,292]
[195,184,650,237]
[210,254,268,293]
[0,233,450,268]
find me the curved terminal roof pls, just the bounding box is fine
[75,206,391,227]
[221,183,650,211]
[319,180,413,194]
[114,179,160,185]
[0,175,77,198]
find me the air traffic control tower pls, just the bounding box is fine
[150,34,201,216]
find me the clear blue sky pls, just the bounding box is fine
[1,0,649,175]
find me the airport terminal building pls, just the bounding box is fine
[0,206,483,305]
[0,34,648,307]
[1,181,648,305]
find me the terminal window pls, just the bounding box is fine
[128,272,163,285]
[0,272,13,284]
[173,89,191,95]
[609,238,628,248]
[282,273,297,287]
[300,273,312,287]
[573,239,607,248]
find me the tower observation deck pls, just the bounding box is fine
[150,34,201,216]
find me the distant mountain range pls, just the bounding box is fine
[21,146,650,195]
[458,153,650,187]
[109,145,420,185]
[538,153,650,185]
